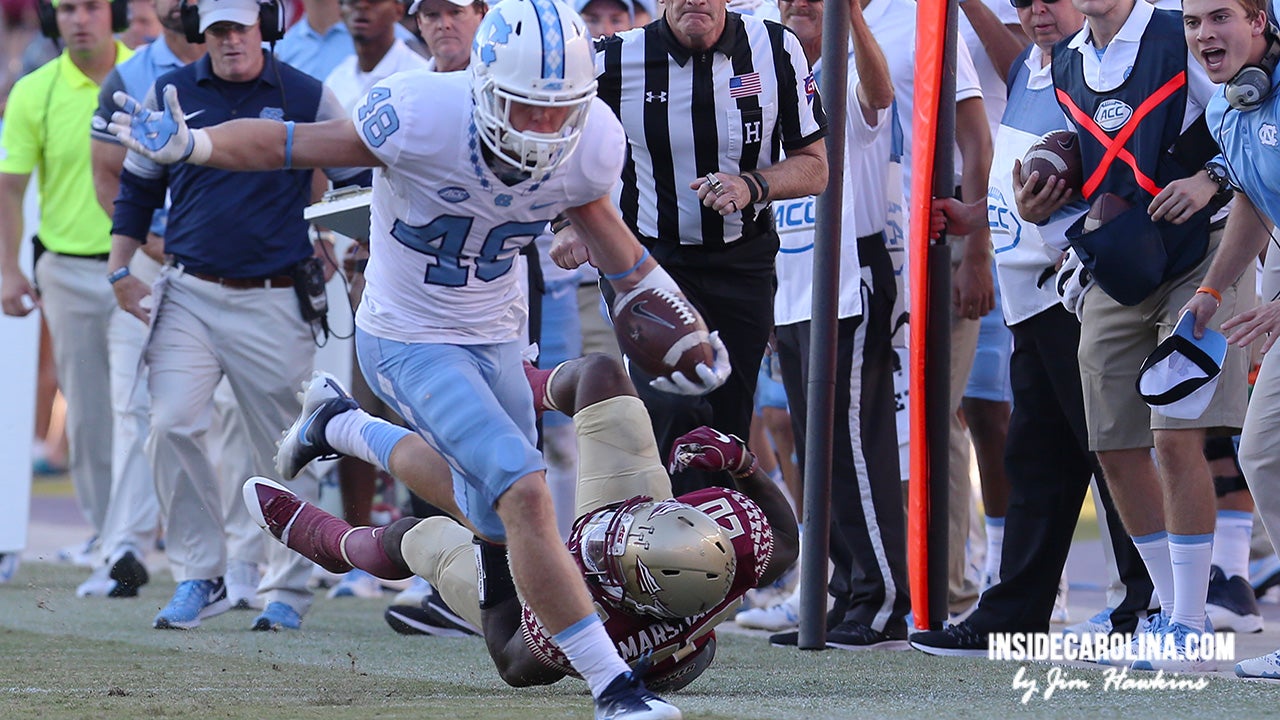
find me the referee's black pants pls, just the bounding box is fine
[775,235,910,635]
[967,304,1153,634]
[630,233,777,496]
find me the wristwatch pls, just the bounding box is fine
[1203,160,1232,195]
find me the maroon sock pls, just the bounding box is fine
[289,503,356,575]
[340,526,413,580]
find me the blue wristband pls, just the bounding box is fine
[107,266,131,285]
[283,121,295,169]
[603,248,651,282]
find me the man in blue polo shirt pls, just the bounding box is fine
[106,0,363,632]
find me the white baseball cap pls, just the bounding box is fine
[199,0,261,32]
[408,0,475,15]
[1136,310,1228,420]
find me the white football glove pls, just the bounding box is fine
[1055,247,1094,320]
[108,84,210,165]
[649,330,732,396]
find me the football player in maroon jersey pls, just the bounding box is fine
[245,353,799,691]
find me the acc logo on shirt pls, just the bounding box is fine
[439,186,471,203]
[1260,123,1278,147]
[1094,99,1132,132]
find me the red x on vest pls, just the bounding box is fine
[1056,71,1186,199]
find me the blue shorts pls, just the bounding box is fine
[965,270,1013,403]
[355,329,545,541]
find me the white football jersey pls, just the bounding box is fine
[352,70,626,344]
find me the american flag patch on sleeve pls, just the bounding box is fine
[729,72,762,99]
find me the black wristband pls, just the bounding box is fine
[474,537,518,609]
[354,259,368,273]
[741,174,761,205]
[748,170,770,202]
[551,213,572,234]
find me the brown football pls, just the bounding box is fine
[1082,192,1132,233]
[1020,130,1083,194]
[612,287,714,380]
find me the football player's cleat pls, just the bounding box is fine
[470,0,598,174]
[579,497,735,619]
[593,671,681,720]
[242,476,354,575]
[276,371,358,480]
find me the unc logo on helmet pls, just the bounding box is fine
[469,0,598,174]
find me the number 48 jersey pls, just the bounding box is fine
[351,70,626,345]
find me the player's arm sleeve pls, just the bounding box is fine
[92,68,126,144]
[566,99,628,204]
[316,84,372,187]
[350,76,412,169]
[112,166,164,242]
[0,77,41,175]
[772,23,827,151]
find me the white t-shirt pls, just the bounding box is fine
[352,70,625,344]
[958,0,1024,137]
[863,0,984,201]
[773,56,890,325]
[325,39,430,112]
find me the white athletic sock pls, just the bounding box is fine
[552,614,633,698]
[1169,533,1213,630]
[1133,531,1174,615]
[325,408,411,471]
[1212,510,1253,580]
[983,516,1005,585]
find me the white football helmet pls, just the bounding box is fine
[578,497,737,619]
[470,0,598,174]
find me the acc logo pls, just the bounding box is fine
[438,186,471,203]
[1260,123,1278,147]
[1093,99,1132,132]
[260,107,284,121]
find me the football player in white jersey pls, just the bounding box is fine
[107,1,732,717]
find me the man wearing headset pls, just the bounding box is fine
[0,0,132,583]
[1178,0,1280,678]
[106,0,364,632]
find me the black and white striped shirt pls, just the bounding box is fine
[596,14,827,247]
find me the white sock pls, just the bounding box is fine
[1133,531,1174,615]
[1212,510,1253,580]
[984,516,1005,584]
[552,614,632,698]
[1168,533,1213,630]
[325,408,412,471]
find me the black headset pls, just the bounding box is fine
[180,0,285,44]
[38,0,130,39]
[1225,27,1280,111]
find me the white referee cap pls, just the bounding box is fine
[1136,310,1228,420]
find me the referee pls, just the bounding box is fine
[593,0,828,494]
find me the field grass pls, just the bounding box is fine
[2,564,1279,719]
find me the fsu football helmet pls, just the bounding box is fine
[469,0,598,174]
[578,497,736,619]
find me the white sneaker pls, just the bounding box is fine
[76,563,116,597]
[226,560,263,610]
[1064,608,1114,636]
[327,569,385,599]
[1235,648,1280,679]
[57,535,100,568]
[392,576,434,606]
[736,589,800,631]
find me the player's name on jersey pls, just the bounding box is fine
[987,631,1236,664]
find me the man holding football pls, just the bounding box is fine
[107,0,730,715]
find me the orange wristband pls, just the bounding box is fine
[1196,286,1222,304]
